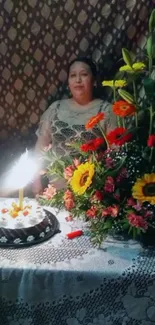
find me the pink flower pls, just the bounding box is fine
[91,190,104,202]
[42,184,57,200]
[43,143,52,152]
[144,210,153,218]
[73,158,81,168]
[116,168,128,184]
[127,198,136,207]
[65,215,73,222]
[105,157,114,168]
[133,202,142,211]
[104,176,115,193]
[64,165,75,180]
[128,213,148,230]
[102,205,119,218]
[113,192,120,201]
[64,190,75,210]
[86,206,97,218]
[127,198,142,211]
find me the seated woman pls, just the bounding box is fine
[33,57,117,194]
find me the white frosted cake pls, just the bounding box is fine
[0,199,44,229]
[0,199,58,246]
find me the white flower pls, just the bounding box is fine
[27,235,34,242]
[0,236,8,243]
[39,232,45,238]
[45,226,50,233]
[13,238,22,244]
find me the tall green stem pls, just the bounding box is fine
[149,34,153,77]
[149,105,153,135]
[122,118,127,150]
[113,84,121,127]
[98,124,109,149]
[132,80,138,130]
[149,56,153,78]
[149,147,153,163]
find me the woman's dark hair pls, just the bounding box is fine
[68,57,97,78]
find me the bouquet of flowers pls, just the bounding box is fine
[39,10,155,246]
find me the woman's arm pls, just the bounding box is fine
[32,106,53,196]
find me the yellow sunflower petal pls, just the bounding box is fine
[70,162,95,195]
[132,173,155,204]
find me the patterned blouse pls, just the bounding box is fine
[36,98,117,158]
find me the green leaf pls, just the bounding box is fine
[118,89,135,104]
[122,48,133,66]
[149,9,155,32]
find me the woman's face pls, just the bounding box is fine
[68,61,94,101]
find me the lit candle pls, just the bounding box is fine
[19,188,24,210]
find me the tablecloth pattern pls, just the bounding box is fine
[0,208,155,325]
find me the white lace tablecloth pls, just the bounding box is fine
[0,205,155,325]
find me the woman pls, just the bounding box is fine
[33,57,116,194]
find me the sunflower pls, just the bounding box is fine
[132,173,155,205]
[70,162,95,195]
[112,100,136,117]
[119,62,146,72]
[106,127,132,146]
[85,112,104,130]
[102,80,127,88]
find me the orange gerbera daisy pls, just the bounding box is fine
[112,100,136,117]
[85,112,104,129]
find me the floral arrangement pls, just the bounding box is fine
[39,10,155,246]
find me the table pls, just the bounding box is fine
[0,207,155,325]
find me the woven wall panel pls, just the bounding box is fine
[0,0,151,140]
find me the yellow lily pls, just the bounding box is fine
[102,80,127,88]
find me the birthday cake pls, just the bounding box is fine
[0,199,59,246]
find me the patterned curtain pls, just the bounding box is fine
[0,0,152,144]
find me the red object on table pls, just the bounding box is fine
[66,230,83,239]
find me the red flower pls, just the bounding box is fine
[91,190,104,202]
[104,176,115,193]
[42,184,57,200]
[86,206,97,218]
[106,127,132,146]
[112,100,136,117]
[80,138,104,152]
[128,213,148,230]
[64,190,75,210]
[85,112,105,129]
[147,135,155,147]
[102,205,119,218]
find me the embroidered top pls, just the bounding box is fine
[36,98,116,157]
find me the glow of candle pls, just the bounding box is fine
[5,150,38,207]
